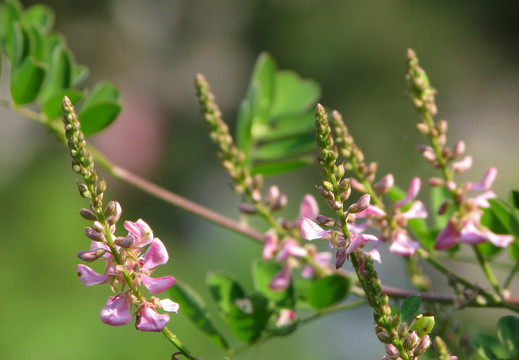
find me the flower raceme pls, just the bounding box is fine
[76,216,179,332]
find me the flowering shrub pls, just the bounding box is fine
[3,1,519,359]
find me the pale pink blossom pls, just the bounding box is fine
[100,293,132,326]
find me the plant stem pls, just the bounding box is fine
[162,327,200,360]
[472,245,502,296]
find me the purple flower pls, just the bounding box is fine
[137,239,176,294]
[135,304,171,332]
[100,293,133,326]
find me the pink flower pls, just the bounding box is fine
[298,194,319,222]
[137,239,176,294]
[269,263,292,290]
[100,293,132,326]
[135,304,171,332]
[263,230,278,261]
[389,230,420,256]
[76,264,109,286]
[466,167,497,192]
[124,219,154,248]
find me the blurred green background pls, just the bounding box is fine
[2,0,519,359]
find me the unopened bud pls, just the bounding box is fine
[398,322,409,338]
[411,313,435,337]
[413,335,432,357]
[318,186,335,200]
[322,181,334,192]
[79,208,97,221]
[390,314,400,329]
[106,202,122,225]
[271,194,287,211]
[427,177,444,187]
[77,248,106,262]
[375,327,392,344]
[338,178,351,194]
[336,163,345,179]
[238,203,257,214]
[77,182,91,198]
[104,201,117,217]
[335,248,347,269]
[85,227,105,242]
[115,235,135,248]
[452,140,465,157]
[315,215,336,227]
[374,174,394,194]
[452,155,472,173]
[253,174,263,189]
[404,331,420,350]
[95,179,107,196]
[92,221,105,233]
[347,194,370,214]
[415,123,429,134]
[436,119,448,134]
[266,186,280,206]
[351,180,366,193]
[251,189,262,203]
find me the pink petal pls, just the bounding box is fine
[124,219,153,247]
[160,299,180,313]
[302,252,332,278]
[472,190,496,208]
[356,205,387,218]
[298,194,319,221]
[481,228,514,247]
[276,309,297,327]
[76,264,108,286]
[395,177,422,208]
[435,222,459,250]
[369,248,382,264]
[141,274,176,294]
[389,230,420,256]
[402,201,428,220]
[135,306,170,332]
[263,230,278,261]
[346,234,378,254]
[374,173,394,194]
[142,239,169,270]
[452,155,472,173]
[100,294,132,326]
[459,220,487,245]
[467,167,497,192]
[300,217,330,240]
[269,263,291,290]
[276,238,308,261]
[348,194,371,214]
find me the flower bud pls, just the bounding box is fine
[452,140,465,157]
[336,163,345,179]
[95,179,107,196]
[410,313,435,337]
[315,215,336,227]
[338,178,351,193]
[92,221,105,233]
[390,314,400,329]
[413,335,432,357]
[322,181,334,191]
[318,186,334,200]
[452,155,472,173]
[106,202,122,225]
[436,119,448,134]
[403,330,420,350]
[85,227,105,242]
[375,326,392,344]
[415,123,429,134]
[347,194,370,214]
[335,248,347,269]
[77,248,106,262]
[104,201,117,217]
[374,174,394,194]
[251,189,262,203]
[77,182,91,198]
[427,177,444,187]
[115,235,135,248]
[239,203,257,214]
[79,208,97,221]
[398,322,409,338]
[271,194,287,211]
[266,186,280,206]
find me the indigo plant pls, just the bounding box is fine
[3,1,519,359]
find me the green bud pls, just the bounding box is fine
[410,313,435,337]
[322,181,334,191]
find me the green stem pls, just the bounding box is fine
[162,327,200,360]
[473,245,502,296]
[504,260,519,289]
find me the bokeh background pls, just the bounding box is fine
[2,1,519,359]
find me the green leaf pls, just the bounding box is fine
[10,56,45,105]
[306,274,351,310]
[510,190,519,210]
[40,45,73,102]
[472,334,510,360]
[228,293,270,343]
[4,22,24,66]
[252,112,316,141]
[269,70,321,118]
[252,260,295,308]
[71,64,89,87]
[22,4,54,34]
[168,281,229,350]
[41,89,82,118]
[400,295,421,321]
[251,156,313,177]
[497,315,519,356]
[80,81,120,109]
[4,0,22,22]
[486,199,519,237]
[254,133,315,161]
[207,272,245,317]
[77,101,122,136]
[472,339,499,360]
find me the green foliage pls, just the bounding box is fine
[252,260,296,308]
[236,52,321,176]
[168,281,229,350]
[400,295,421,321]
[306,274,351,310]
[0,0,121,135]
[473,315,519,360]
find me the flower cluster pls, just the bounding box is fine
[263,194,332,290]
[77,213,179,332]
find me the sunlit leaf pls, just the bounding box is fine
[41,89,82,118]
[253,112,316,141]
[269,70,321,118]
[251,157,313,177]
[10,56,45,105]
[22,4,54,34]
[207,272,245,317]
[400,295,421,320]
[254,133,315,161]
[497,315,519,356]
[78,101,121,136]
[169,281,230,350]
[228,293,270,344]
[307,274,351,310]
